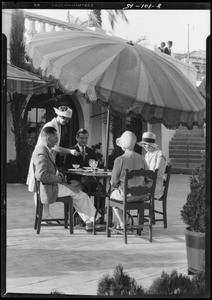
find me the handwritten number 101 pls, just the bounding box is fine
[123,4,161,9]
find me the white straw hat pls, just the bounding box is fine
[54,106,72,118]
[137,132,158,148]
[116,131,137,150]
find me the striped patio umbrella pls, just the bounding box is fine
[27,30,205,130]
[197,77,206,98]
[7,63,50,95]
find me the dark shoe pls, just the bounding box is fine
[85,222,93,232]
[85,227,93,233]
[95,224,106,232]
[98,220,107,225]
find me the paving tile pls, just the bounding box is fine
[4,175,196,296]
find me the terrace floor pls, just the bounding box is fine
[4,174,192,296]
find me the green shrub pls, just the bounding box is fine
[180,153,206,232]
[97,264,145,296]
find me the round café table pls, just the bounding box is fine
[64,168,111,234]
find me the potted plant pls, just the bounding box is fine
[180,153,206,274]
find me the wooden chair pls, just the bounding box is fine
[153,164,172,228]
[106,168,158,244]
[34,178,74,234]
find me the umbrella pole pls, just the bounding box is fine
[147,123,152,131]
[104,109,111,171]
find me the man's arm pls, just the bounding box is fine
[52,145,79,156]
[34,152,62,184]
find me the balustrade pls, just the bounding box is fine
[23,10,85,44]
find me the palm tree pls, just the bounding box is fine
[66,9,128,30]
[89,9,128,30]
[9,9,33,182]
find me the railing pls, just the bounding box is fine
[22,10,86,45]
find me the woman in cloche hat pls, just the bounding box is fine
[110,131,149,230]
[137,132,166,199]
[26,106,80,220]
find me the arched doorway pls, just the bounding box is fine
[28,91,81,168]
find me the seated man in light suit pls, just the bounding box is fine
[31,126,101,232]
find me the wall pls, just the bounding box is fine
[161,125,176,163]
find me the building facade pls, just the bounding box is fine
[3,9,202,166]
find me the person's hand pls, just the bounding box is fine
[58,173,65,183]
[70,149,80,156]
[144,178,153,188]
[61,174,67,183]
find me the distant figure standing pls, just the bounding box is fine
[164,41,173,55]
[158,41,165,52]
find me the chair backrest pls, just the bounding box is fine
[124,168,158,204]
[161,164,172,200]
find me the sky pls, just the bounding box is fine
[22,8,210,53]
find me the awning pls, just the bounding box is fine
[7,63,51,95]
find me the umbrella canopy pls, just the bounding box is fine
[197,77,206,98]
[27,30,205,130]
[7,63,50,95]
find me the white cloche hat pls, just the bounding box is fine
[116,131,137,150]
[54,106,72,119]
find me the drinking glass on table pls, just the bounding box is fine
[89,159,98,170]
[89,159,95,169]
[93,160,98,169]
[72,164,80,169]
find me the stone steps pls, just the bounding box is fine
[170,141,205,146]
[171,158,203,164]
[169,126,205,174]
[169,145,205,149]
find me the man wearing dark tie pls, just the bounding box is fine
[64,128,96,176]
[64,128,105,225]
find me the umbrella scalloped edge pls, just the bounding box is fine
[44,75,206,130]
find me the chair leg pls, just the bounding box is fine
[137,206,144,236]
[163,199,167,228]
[149,206,153,242]
[106,202,112,237]
[34,199,39,230]
[93,206,99,236]
[152,199,156,225]
[123,209,127,244]
[64,203,68,229]
[37,201,43,234]
[69,199,74,234]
